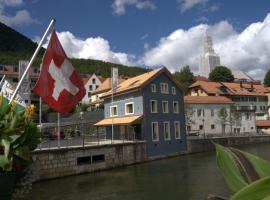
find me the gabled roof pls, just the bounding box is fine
[184,96,234,104]
[91,77,126,95]
[189,80,267,97]
[102,67,184,98]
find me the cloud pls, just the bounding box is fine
[44,31,135,66]
[0,0,38,26]
[177,0,208,13]
[112,0,156,16]
[142,13,270,80]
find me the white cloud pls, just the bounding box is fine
[0,0,38,26]
[112,0,156,16]
[177,0,208,13]
[45,31,135,66]
[142,13,270,80]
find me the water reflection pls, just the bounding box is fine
[26,143,270,200]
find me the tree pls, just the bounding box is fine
[173,65,194,91]
[264,69,270,86]
[217,106,229,135]
[184,104,195,134]
[208,66,234,82]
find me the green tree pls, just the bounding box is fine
[264,69,270,86]
[184,104,195,134]
[217,106,229,135]
[173,65,194,91]
[208,66,234,82]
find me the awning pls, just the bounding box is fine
[94,115,142,126]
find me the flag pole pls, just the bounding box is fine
[111,68,114,144]
[0,75,6,88]
[9,19,56,104]
[57,112,60,148]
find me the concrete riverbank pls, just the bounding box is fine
[31,135,270,181]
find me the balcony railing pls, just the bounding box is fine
[233,105,256,111]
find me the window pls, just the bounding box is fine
[92,78,96,84]
[88,92,91,97]
[151,100,157,113]
[14,67,18,72]
[174,121,181,139]
[125,102,134,115]
[152,122,159,142]
[211,109,214,117]
[151,84,156,92]
[211,124,215,130]
[89,85,93,91]
[164,122,171,140]
[172,87,176,95]
[173,101,179,113]
[110,105,118,117]
[13,78,18,83]
[245,113,250,120]
[199,125,204,130]
[197,109,204,117]
[96,85,99,90]
[160,83,169,94]
[162,101,169,113]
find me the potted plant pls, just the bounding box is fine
[0,96,41,200]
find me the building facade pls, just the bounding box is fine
[184,96,256,136]
[188,80,268,120]
[95,67,187,159]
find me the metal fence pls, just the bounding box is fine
[37,122,139,150]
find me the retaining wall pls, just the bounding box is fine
[31,142,146,181]
[187,135,270,153]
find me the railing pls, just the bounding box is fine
[233,105,256,111]
[36,122,142,150]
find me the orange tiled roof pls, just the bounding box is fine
[102,67,182,98]
[92,78,126,94]
[189,80,267,97]
[94,115,142,126]
[256,120,270,127]
[184,96,234,104]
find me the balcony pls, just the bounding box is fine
[233,105,256,111]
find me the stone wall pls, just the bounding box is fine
[31,142,146,181]
[187,135,270,153]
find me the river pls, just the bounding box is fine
[26,143,270,200]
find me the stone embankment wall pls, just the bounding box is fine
[31,142,146,181]
[187,135,270,153]
[31,136,270,181]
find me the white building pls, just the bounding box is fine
[199,33,220,78]
[184,96,256,137]
[81,74,105,104]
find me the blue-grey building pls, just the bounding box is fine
[95,67,187,159]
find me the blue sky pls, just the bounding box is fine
[1,0,270,80]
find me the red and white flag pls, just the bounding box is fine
[32,30,86,113]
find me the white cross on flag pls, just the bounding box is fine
[33,30,86,113]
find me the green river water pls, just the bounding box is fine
[26,143,270,200]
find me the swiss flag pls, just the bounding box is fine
[32,30,86,113]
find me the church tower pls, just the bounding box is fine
[199,32,220,78]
